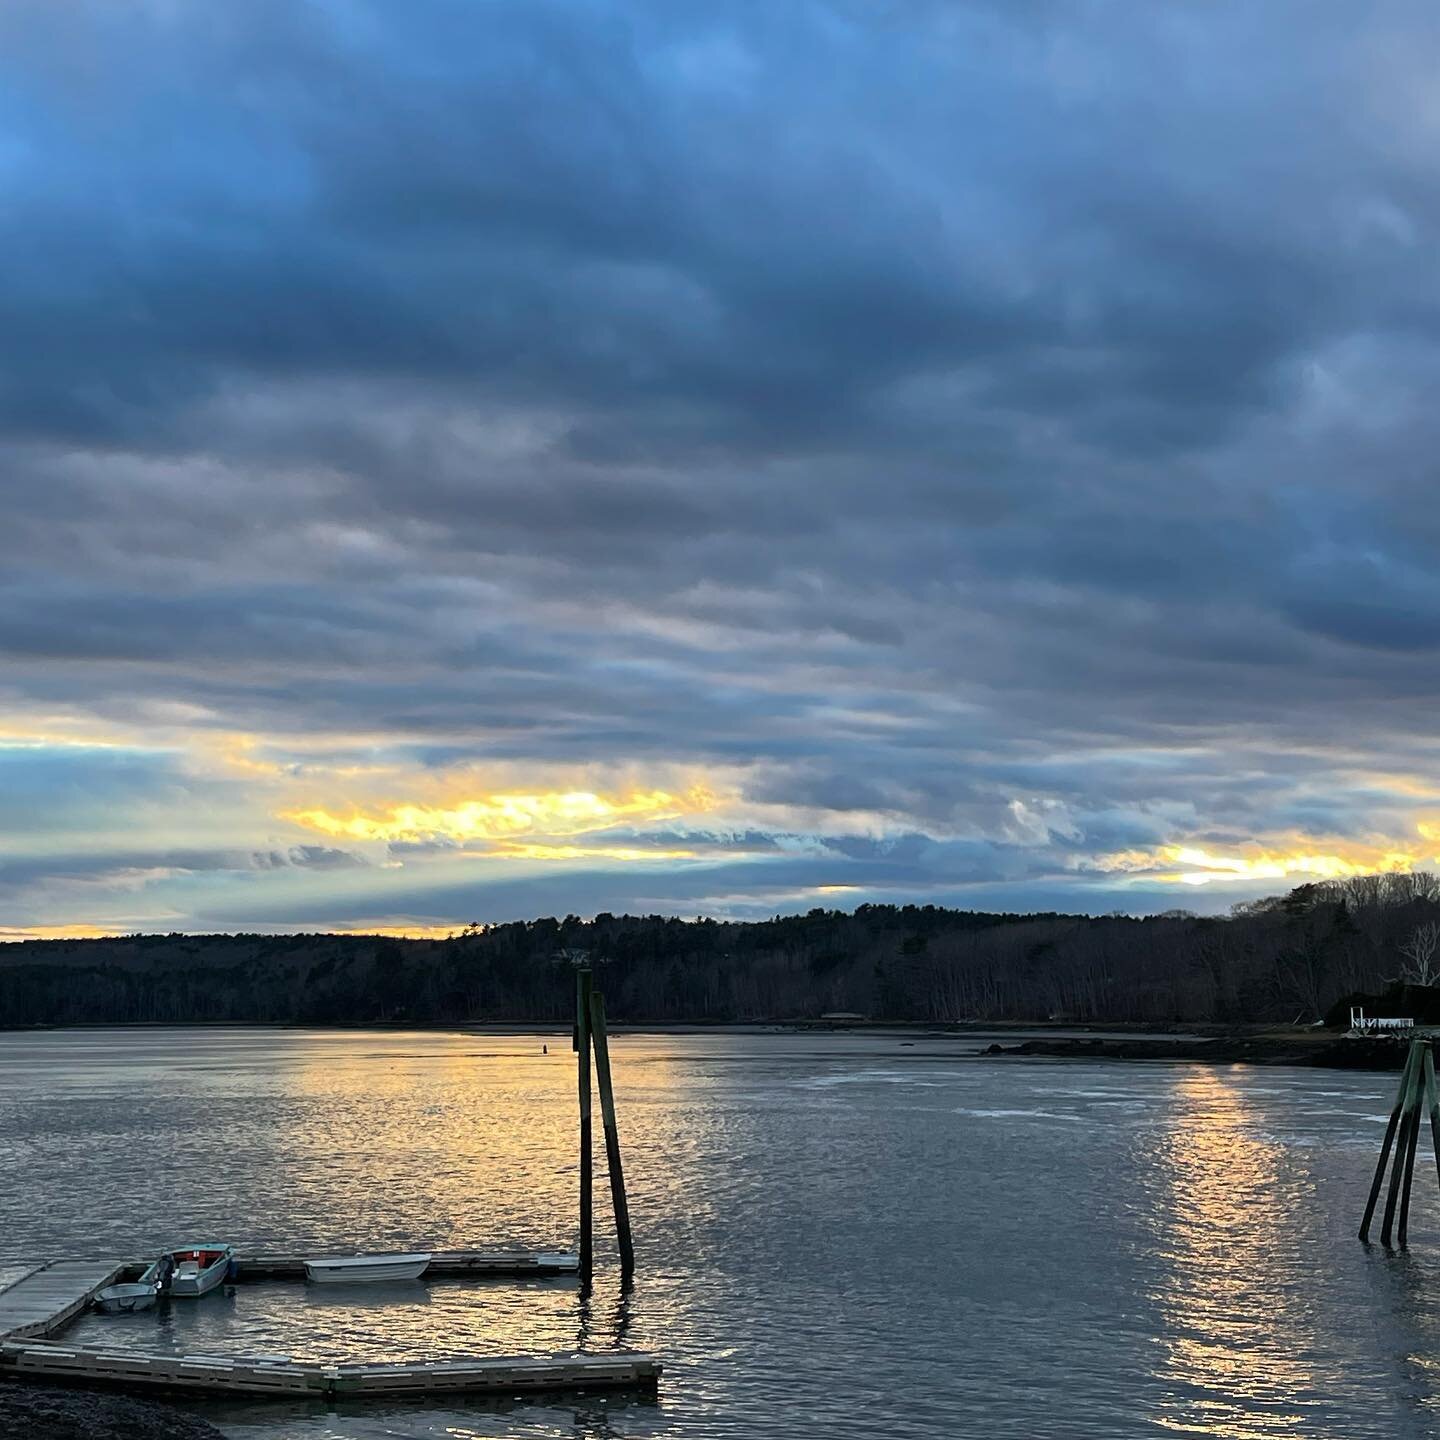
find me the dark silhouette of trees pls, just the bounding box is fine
[5,876,1440,1027]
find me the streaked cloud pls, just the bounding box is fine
[5,2,1440,934]
[1090,839,1439,887]
[283,787,713,847]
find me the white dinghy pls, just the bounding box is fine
[95,1255,174,1315]
[304,1251,432,1284]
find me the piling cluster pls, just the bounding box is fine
[1359,1038,1440,1246]
[574,965,635,1283]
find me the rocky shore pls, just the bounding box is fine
[0,1382,225,1439]
[980,1032,1411,1070]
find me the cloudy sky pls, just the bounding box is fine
[6,1,1440,938]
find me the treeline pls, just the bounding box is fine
[4,874,1440,1027]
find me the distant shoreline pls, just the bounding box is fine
[0,1017,1414,1069]
[0,1017,1279,1036]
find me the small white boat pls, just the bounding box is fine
[168,1245,235,1297]
[95,1281,160,1314]
[95,1256,174,1315]
[304,1252,432,1284]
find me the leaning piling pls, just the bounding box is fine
[1360,1037,1440,1246]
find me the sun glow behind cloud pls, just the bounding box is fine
[1094,840,1438,887]
[282,787,716,852]
[17,0,1440,950]
[487,842,700,862]
[0,923,135,942]
[13,705,1440,936]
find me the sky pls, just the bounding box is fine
[7,1,1440,938]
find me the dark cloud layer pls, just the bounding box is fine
[5,1,1440,929]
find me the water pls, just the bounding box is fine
[1,1028,1438,1438]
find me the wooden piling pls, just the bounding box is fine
[1381,1042,1424,1246]
[1360,1048,1412,1242]
[1425,1047,1440,1198]
[1399,1066,1424,1247]
[577,966,594,1284]
[589,990,635,1276]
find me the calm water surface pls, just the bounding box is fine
[1,1028,1437,1439]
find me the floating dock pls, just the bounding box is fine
[0,1254,659,1401]
[0,1260,127,1339]
[234,1248,579,1280]
[0,1340,661,1398]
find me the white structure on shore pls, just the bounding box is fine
[1348,1006,1416,1037]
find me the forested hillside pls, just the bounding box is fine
[4,874,1439,1028]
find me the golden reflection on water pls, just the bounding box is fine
[32,1030,1440,1438]
[64,1030,700,1376]
[1149,1068,1320,1438]
[281,1037,579,1253]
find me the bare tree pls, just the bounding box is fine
[1398,921,1440,988]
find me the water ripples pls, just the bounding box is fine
[0,1030,1435,1437]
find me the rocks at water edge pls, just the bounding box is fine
[978,1034,1411,1069]
[0,1381,226,1439]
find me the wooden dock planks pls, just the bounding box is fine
[331,1352,660,1396]
[0,1260,128,1340]
[0,1250,660,1403]
[234,1248,580,1280]
[0,1341,661,1398]
[0,1342,324,1395]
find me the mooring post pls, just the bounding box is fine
[1424,1046,1440,1198]
[1361,1043,1414,1241]
[577,965,594,1284]
[1381,1041,1424,1246]
[589,989,635,1277]
[1399,1048,1426,1246]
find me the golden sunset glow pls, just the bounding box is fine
[1093,837,1438,886]
[487,841,700,862]
[1165,845,1424,886]
[317,921,474,940]
[206,733,292,778]
[283,786,715,847]
[0,922,135,941]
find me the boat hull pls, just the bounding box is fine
[168,1245,234,1297]
[304,1252,432,1284]
[94,1283,159,1314]
[170,1272,226,1296]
